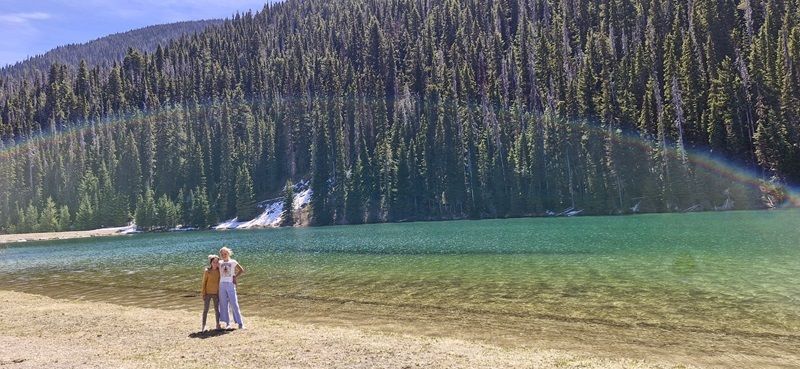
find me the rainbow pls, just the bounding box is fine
[1,101,798,209]
[566,118,800,208]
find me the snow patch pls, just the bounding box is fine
[293,187,312,210]
[97,223,140,234]
[213,218,245,230]
[237,200,284,229]
[214,182,312,230]
[169,226,198,232]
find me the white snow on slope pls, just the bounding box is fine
[293,187,312,210]
[237,200,284,229]
[214,186,312,230]
[214,217,246,230]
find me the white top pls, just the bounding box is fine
[219,258,239,283]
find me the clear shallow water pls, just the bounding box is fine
[2,210,800,356]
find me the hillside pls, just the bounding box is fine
[0,19,222,81]
[0,0,798,234]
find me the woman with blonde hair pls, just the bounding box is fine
[218,246,245,329]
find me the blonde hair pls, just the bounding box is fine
[219,246,233,257]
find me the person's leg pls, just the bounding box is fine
[228,286,244,328]
[211,294,220,329]
[201,294,211,330]
[219,283,230,327]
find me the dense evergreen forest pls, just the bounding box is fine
[1,0,799,233]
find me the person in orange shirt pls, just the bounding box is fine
[200,254,221,331]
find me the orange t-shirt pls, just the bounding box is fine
[201,269,220,295]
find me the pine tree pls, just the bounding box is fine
[39,197,60,232]
[754,95,793,177]
[23,203,40,232]
[58,205,71,231]
[156,194,179,229]
[75,195,96,230]
[107,65,126,112]
[97,162,129,227]
[234,164,257,221]
[116,134,142,210]
[281,179,295,227]
[310,117,332,225]
[75,170,99,229]
[706,58,736,155]
[190,187,213,228]
[134,188,157,230]
[12,206,26,234]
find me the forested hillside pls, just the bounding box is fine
[1,0,798,233]
[0,20,221,81]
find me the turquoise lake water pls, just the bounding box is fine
[2,210,799,358]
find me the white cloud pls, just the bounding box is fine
[0,12,52,66]
[0,1,275,66]
[0,12,51,25]
[50,0,266,21]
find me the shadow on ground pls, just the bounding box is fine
[188,328,235,339]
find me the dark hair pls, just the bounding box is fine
[205,254,219,271]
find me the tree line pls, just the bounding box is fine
[0,0,798,233]
[0,20,221,82]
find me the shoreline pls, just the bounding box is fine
[0,290,688,369]
[2,207,798,246]
[0,226,136,244]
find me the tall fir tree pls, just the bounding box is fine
[281,179,295,227]
[234,164,257,221]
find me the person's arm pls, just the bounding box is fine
[233,262,245,284]
[200,270,208,298]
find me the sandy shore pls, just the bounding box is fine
[0,226,135,244]
[0,290,692,369]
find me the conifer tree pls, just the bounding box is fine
[23,203,40,233]
[344,157,364,224]
[117,134,142,209]
[75,195,96,230]
[135,188,157,230]
[156,194,179,229]
[190,187,212,228]
[75,171,99,230]
[310,118,332,225]
[97,162,129,227]
[234,164,257,221]
[281,179,295,227]
[39,197,60,232]
[58,205,71,231]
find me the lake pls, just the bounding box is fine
[2,210,799,363]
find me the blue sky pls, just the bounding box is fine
[0,0,272,67]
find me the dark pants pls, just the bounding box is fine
[202,294,220,328]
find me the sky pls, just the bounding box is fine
[0,0,273,67]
